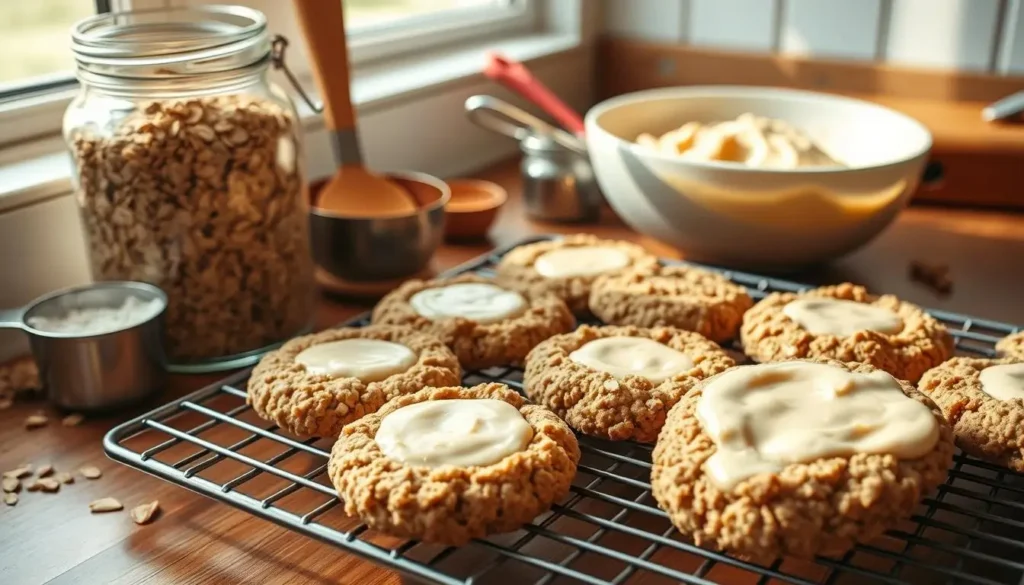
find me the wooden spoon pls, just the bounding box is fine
[292,0,416,216]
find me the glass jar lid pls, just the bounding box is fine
[71,5,269,81]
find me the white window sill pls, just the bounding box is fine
[0,32,582,215]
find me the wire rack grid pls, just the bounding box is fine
[105,235,1024,585]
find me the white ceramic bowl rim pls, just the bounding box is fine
[585,85,934,175]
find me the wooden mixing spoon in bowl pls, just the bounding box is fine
[293,0,416,216]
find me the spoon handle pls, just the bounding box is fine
[292,0,362,165]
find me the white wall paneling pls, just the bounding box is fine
[998,0,1024,74]
[688,0,778,52]
[884,0,1002,71]
[601,0,688,43]
[780,0,882,61]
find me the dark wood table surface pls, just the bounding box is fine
[1,159,1022,585]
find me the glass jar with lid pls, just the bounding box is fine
[65,6,314,372]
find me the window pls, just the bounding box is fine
[346,0,514,31]
[333,0,536,64]
[0,0,539,149]
[0,0,106,101]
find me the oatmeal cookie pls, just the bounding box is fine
[524,325,734,443]
[741,283,952,382]
[248,326,461,438]
[495,235,659,314]
[328,383,580,545]
[371,274,574,369]
[589,265,753,343]
[651,358,955,563]
[996,331,1024,359]
[919,357,1024,472]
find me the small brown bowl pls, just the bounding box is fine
[443,179,507,241]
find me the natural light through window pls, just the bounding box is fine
[345,0,510,32]
[0,1,97,95]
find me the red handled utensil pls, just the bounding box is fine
[484,52,586,135]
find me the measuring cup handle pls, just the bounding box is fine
[0,306,26,330]
[464,95,589,156]
[464,95,532,141]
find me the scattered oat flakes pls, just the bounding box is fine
[3,466,32,480]
[55,472,74,485]
[130,501,160,525]
[62,413,85,427]
[24,480,41,492]
[3,492,17,506]
[79,465,102,480]
[24,413,48,429]
[89,497,123,513]
[36,477,60,493]
[0,359,40,398]
[1,477,19,493]
[36,465,54,478]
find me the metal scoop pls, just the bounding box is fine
[0,281,167,411]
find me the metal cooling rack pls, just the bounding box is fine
[105,235,1024,585]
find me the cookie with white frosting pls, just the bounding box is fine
[589,264,753,342]
[523,325,734,443]
[740,283,953,382]
[996,331,1024,360]
[651,358,954,563]
[328,383,580,545]
[248,325,461,438]
[919,357,1024,472]
[495,234,659,315]
[371,274,574,369]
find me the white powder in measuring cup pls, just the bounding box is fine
[27,296,164,336]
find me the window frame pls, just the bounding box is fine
[345,0,538,64]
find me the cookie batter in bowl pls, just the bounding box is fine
[636,113,842,169]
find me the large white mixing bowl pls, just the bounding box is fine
[584,86,932,269]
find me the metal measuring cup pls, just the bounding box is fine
[465,95,602,223]
[0,282,168,411]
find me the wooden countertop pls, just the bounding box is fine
[1,159,1023,585]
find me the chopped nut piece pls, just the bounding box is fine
[24,413,48,429]
[130,501,160,525]
[1,477,19,493]
[3,493,17,506]
[62,413,85,427]
[55,472,74,485]
[89,497,123,513]
[36,465,54,478]
[3,466,32,480]
[24,480,41,492]
[36,477,60,493]
[909,260,953,296]
[79,465,102,480]
[0,397,11,410]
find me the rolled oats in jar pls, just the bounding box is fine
[65,6,314,369]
